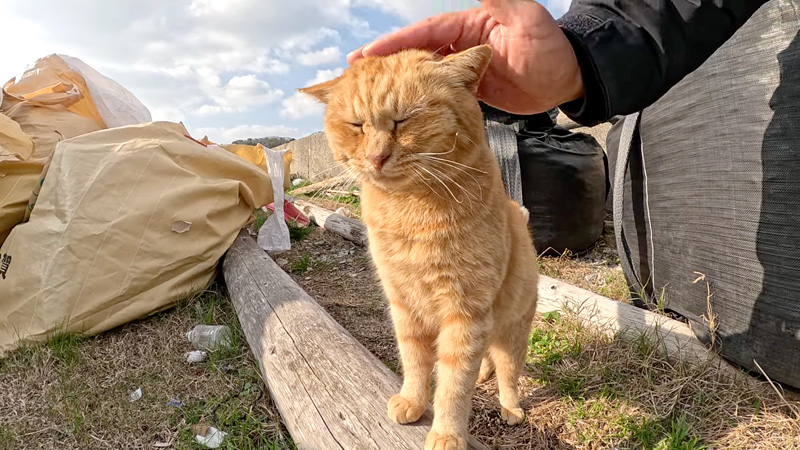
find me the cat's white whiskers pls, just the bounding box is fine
[417,165,462,204]
[456,131,479,148]
[422,155,487,174]
[409,165,446,200]
[417,133,459,156]
[424,164,477,207]
[420,157,484,201]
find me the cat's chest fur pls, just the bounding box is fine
[360,182,511,325]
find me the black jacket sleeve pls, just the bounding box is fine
[555,0,769,126]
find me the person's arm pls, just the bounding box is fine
[557,0,769,126]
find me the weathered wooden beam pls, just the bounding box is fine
[290,174,350,196]
[536,275,739,374]
[294,200,368,247]
[223,231,488,450]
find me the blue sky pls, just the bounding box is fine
[0,0,570,143]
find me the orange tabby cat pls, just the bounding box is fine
[300,44,538,450]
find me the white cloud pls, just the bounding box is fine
[355,0,477,22]
[282,94,325,119]
[197,75,284,115]
[308,68,345,86]
[279,28,341,52]
[297,46,342,66]
[281,68,344,119]
[193,124,302,143]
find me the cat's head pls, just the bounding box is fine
[298,45,492,190]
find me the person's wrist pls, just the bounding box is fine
[560,60,585,105]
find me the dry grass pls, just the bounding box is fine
[537,228,630,302]
[0,283,293,450]
[470,308,800,449]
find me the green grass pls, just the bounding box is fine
[178,285,294,449]
[291,254,313,274]
[528,323,582,369]
[518,307,747,450]
[288,220,313,241]
[617,415,706,450]
[253,210,314,242]
[254,209,269,230]
[557,375,588,399]
[45,330,85,365]
[330,192,361,216]
[171,365,294,450]
[0,426,17,450]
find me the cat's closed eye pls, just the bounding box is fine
[393,119,407,130]
[347,122,364,133]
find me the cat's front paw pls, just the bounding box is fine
[501,406,525,425]
[387,394,425,424]
[424,430,465,450]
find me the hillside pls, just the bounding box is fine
[232,136,295,148]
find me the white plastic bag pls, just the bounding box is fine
[59,54,152,128]
[258,147,291,253]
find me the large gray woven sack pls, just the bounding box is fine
[614,0,800,388]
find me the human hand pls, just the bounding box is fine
[347,0,584,115]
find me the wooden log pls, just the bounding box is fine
[223,231,489,450]
[290,174,350,196]
[294,200,368,247]
[537,274,739,374]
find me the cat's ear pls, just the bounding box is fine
[440,44,493,89]
[297,77,341,103]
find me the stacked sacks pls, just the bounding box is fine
[0,54,151,244]
[0,122,274,353]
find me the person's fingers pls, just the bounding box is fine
[359,11,470,58]
[346,46,366,64]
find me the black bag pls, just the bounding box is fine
[518,126,607,254]
[613,0,800,388]
[482,104,608,255]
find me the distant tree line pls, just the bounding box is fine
[232,136,295,148]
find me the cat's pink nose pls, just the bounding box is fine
[368,151,391,171]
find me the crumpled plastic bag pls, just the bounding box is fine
[258,147,291,253]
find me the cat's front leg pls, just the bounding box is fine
[387,303,435,424]
[426,314,490,450]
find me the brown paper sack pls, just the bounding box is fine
[0,121,273,354]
